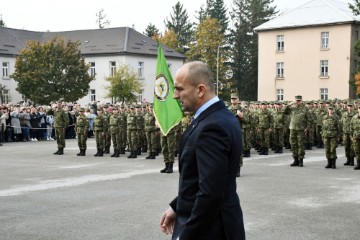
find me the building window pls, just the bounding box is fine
[276,62,284,78]
[137,89,144,103]
[320,88,328,100]
[110,61,116,76]
[2,62,9,78]
[1,89,10,103]
[276,89,284,101]
[138,61,144,77]
[277,35,284,51]
[90,89,96,102]
[321,32,329,49]
[89,62,95,78]
[320,60,329,77]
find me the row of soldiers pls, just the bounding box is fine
[53,101,192,174]
[228,94,360,170]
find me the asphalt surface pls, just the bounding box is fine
[0,139,359,240]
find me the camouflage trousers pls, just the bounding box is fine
[137,129,145,149]
[94,130,105,149]
[323,136,338,159]
[316,125,323,145]
[273,128,284,147]
[55,127,66,148]
[352,138,360,161]
[161,132,175,164]
[290,129,306,158]
[343,133,354,158]
[77,130,87,150]
[258,128,270,148]
[306,126,315,145]
[127,129,138,151]
[104,129,111,148]
[120,128,127,149]
[110,127,121,150]
[242,128,251,151]
[145,130,156,152]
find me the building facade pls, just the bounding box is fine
[0,27,185,105]
[255,0,360,101]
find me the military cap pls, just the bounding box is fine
[130,105,135,109]
[135,104,141,108]
[112,106,118,110]
[328,105,334,110]
[230,93,238,99]
[295,95,302,101]
[347,102,353,107]
[261,101,267,105]
[97,107,103,111]
[103,104,109,108]
[79,108,85,112]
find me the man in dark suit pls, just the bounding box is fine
[160,61,246,240]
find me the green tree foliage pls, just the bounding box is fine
[96,8,110,29]
[186,18,230,98]
[159,30,181,53]
[11,36,92,104]
[349,0,360,15]
[105,63,142,103]
[206,0,229,33]
[144,23,160,38]
[164,1,194,53]
[231,0,277,100]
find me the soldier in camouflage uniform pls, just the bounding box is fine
[257,102,273,155]
[127,105,138,158]
[228,93,243,177]
[75,108,88,156]
[315,101,326,148]
[239,103,252,157]
[341,102,355,166]
[160,127,176,174]
[102,105,111,154]
[110,107,121,158]
[136,105,145,155]
[272,102,285,153]
[144,104,157,159]
[94,108,105,157]
[284,95,311,167]
[53,101,69,155]
[119,105,127,154]
[305,101,316,150]
[322,106,340,169]
[351,106,360,170]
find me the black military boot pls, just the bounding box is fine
[278,147,283,153]
[97,149,104,157]
[142,146,147,153]
[131,151,137,159]
[166,163,174,173]
[325,159,332,168]
[105,147,110,154]
[114,150,120,157]
[243,150,250,158]
[146,152,153,159]
[350,157,355,166]
[53,148,60,155]
[150,152,156,159]
[260,148,268,155]
[81,149,86,156]
[299,158,304,167]
[332,159,336,169]
[111,149,117,157]
[94,149,99,156]
[137,147,141,155]
[120,147,125,154]
[160,163,169,173]
[354,160,360,170]
[77,149,82,156]
[57,148,64,155]
[127,151,134,158]
[290,157,299,167]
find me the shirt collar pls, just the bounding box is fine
[193,96,220,119]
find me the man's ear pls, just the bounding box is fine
[198,84,206,98]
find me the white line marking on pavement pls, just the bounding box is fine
[0,168,167,197]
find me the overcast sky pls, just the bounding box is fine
[0,0,352,33]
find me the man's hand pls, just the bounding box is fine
[160,207,176,235]
[237,110,243,118]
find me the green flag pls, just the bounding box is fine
[154,43,183,136]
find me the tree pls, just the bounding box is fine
[231,0,277,100]
[143,23,160,38]
[11,36,93,104]
[349,0,360,95]
[349,0,360,15]
[159,30,181,53]
[0,14,5,27]
[164,2,194,53]
[105,63,142,103]
[96,8,110,29]
[206,0,229,33]
[186,18,230,98]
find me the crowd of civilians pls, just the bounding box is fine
[0,101,99,146]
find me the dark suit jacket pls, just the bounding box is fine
[170,100,245,240]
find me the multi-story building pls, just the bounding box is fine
[254,0,360,101]
[0,27,184,105]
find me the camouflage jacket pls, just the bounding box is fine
[75,115,88,133]
[144,112,156,131]
[54,109,69,128]
[272,109,285,129]
[351,114,360,139]
[284,103,310,130]
[322,114,339,138]
[341,111,355,134]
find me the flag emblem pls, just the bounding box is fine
[154,74,170,101]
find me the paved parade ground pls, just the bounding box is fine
[0,139,359,240]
